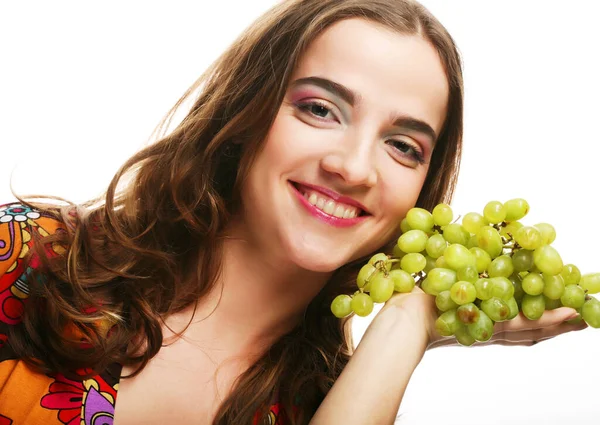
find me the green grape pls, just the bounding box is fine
[426,233,447,259]
[512,249,534,272]
[480,297,510,322]
[435,256,449,268]
[561,264,582,285]
[432,203,453,226]
[331,294,352,318]
[504,198,530,222]
[462,212,487,234]
[436,290,459,311]
[457,302,480,324]
[521,294,545,320]
[561,284,586,309]
[467,310,494,342]
[488,255,514,278]
[357,264,377,290]
[397,229,428,253]
[421,278,436,296]
[466,235,479,249]
[406,207,434,232]
[369,273,395,303]
[509,274,525,304]
[582,297,600,328]
[475,278,494,301]
[522,272,544,296]
[457,264,479,283]
[443,223,470,246]
[444,244,477,270]
[529,265,542,274]
[544,295,562,310]
[392,244,407,260]
[455,324,476,346]
[423,255,437,273]
[489,276,515,300]
[506,297,519,320]
[483,201,506,224]
[428,268,458,293]
[450,281,477,305]
[470,247,491,273]
[500,221,523,238]
[534,223,556,245]
[581,273,600,294]
[389,269,415,293]
[477,226,503,258]
[369,253,392,271]
[542,274,565,300]
[514,226,542,250]
[533,245,563,276]
[351,292,374,317]
[435,309,460,336]
[400,217,412,234]
[401,253,427,274]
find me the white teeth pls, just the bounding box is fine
[323,200,336,215]
[297,186,362,219]
[333,205,345,218]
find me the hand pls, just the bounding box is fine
[430,307,588,349]
[379,287,588,349]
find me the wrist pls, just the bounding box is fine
[368,304,429,357]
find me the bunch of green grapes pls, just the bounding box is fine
[330,199,600,345]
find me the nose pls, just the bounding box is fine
[320,131,378,188]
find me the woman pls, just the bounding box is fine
[0,0,585,424]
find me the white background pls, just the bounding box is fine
[1,1,598,424]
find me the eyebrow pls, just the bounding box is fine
[290,76,439,144]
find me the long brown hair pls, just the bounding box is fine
[11,0,463,423]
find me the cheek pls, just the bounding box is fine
[258,110,304,168]
[380,170,427,223]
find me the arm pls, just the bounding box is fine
[309,304,429,425]
[308,285,586,425]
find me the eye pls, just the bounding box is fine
[296,101,339,122]
[386,139,425,165]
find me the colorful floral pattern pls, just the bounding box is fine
[0,203,288,424]
[40,373,118,425]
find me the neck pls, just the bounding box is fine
[164,227,332,359]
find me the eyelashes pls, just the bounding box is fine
[295,100,426,165]
[296,100,335,120]
[386,140,425,165]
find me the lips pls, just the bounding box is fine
[290,181,370,216]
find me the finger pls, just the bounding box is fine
[496,307,580,333]
[489,320,588,346]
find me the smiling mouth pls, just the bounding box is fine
[290,181,368,219]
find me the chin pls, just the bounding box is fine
[286,244,350,273]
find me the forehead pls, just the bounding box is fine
[290,18,449,137]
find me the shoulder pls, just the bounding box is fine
[0,202,69,327]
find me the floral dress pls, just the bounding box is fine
[0,203,284,425]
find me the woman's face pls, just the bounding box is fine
[240,18,449,272]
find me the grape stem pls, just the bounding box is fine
[492,222,507,231]
[413,270,427,285]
